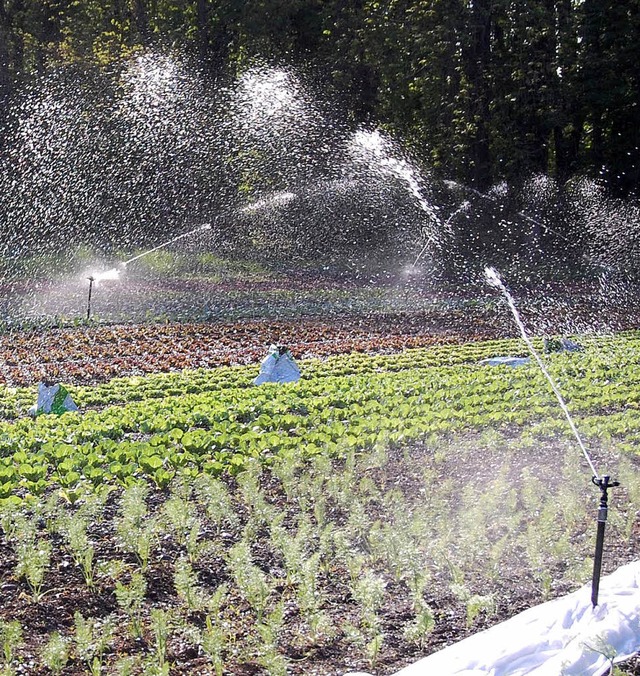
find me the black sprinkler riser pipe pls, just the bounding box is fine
[591,474,619,607]
[87,276,94,321]
[591,521,606,607]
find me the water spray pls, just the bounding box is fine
[448,180,626,278]
[123,223,212,266]
[84,223,212,321]
[411,200,471,268]
[447,181,556,240]
[351,130,440,220]
[241,192,297,214]
[484,266,618,607]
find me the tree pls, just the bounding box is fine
[0,0,638,194]
[461,0,492,189]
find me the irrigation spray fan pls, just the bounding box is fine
[485,267,619,608]
[85,223,212,320]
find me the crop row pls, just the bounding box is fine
[0,311,499,386]
[0,332,617,417]
[2,430,637,674]
[0,333,638,499]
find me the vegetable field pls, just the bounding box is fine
[0,327,639,674]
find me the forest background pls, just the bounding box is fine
[1,0,638,194]
[0,0,638,272]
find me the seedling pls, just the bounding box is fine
[228,541,272,622]
[41,633,69,675]
[256,602,288,676]
[150,608,172,670]
[57,513,95,588]
[14,526,51,602]
[174,557,206,611]
[200,615,226,675]
[74,612,114,675]
[115,573,147,639]
[0,620,22,671]
[403,602,435,648]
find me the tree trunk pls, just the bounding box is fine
[581,0,607,172]
[0,2,10,98]
[132,0,150,44]
[553,0,581,180]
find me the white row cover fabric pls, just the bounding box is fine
[29,383,78,416]
[253,345,301,385]
[346,560,640,676]
[479,356,531,367]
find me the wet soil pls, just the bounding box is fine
[0,439,637,675]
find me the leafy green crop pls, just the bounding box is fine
[0,332,638,501]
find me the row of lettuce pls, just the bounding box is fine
[0,333,638,498]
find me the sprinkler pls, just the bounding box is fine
[591,475,619,607]
[84,267,122,321]
[82,223,212,321]
[86,275,94,321]
[484,266,620,608]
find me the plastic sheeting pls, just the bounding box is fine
[346,561,640,676]
[28,383,78,416]
[253,345,301,385]
[545,337,584,353]
[479,356,531,367]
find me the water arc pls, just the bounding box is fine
[484,265,599,479]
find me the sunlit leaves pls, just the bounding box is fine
[0,331,638,502]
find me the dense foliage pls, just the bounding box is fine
[0,0,639,194]
[0,331,639,497]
